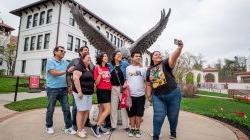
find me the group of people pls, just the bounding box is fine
[45,39,184,140]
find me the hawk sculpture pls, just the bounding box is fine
[69,3,171,59]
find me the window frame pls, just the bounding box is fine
[44,33,50,49]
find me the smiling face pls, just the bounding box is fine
[114,52,122,62]
[152,51,163,65]
[54,46,66,59]
[102,54,109,63]
[82,54,91,66]
[131,52,142,65]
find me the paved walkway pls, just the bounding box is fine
[195,94,233,99]
[0,92,46,105]
[198,88,228,94]
[0,107,238,140]
[0,92,46,122]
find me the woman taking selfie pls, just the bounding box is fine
[146,40,184,140]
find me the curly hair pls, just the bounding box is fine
[96,52,108,67]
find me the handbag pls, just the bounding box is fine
[113,65,132,109]
[120,87,132,109]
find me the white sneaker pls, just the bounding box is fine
[76,130,86,138]
[81,129,87,134]
[46,127,54,134]
[150,132,162,137]
[65,127,77,135]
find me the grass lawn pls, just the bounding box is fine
[197,90,228,98]
[182,96,250,131]
[0,76,45,94]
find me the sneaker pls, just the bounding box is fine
[128,129,135,137]
[110,127,116,132]
[64,127,77,135]
[150,132,162,137]
[135,129,142,138]
[81,129,87,134]
[124,127,130,132]
[46,127,54,134]
[170,132,176,139]
[99,126,110,135]
[91,125,101,138]
[76,130,86,138]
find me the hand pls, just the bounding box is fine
[67,66,75,73]
[147,95,152,103]
[177,40,184,48]
[68,86,73,95]
[78,92,83,99]
[123,82,128,89]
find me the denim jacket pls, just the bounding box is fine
[108,59,129,78]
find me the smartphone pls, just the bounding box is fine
[174,39,179,45]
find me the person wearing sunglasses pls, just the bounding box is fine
[45,46,76,135]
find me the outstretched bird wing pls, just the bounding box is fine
[70,4,117,58]
[129,8,171,53]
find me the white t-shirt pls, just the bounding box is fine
[126,65,147,97]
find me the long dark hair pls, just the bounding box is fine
[111,50,121,66]
[96,52,108,67]
[149,51,161,67]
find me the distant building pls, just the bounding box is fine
[0,19,16,75]
[235,49,250,83]
[10,0,150,77]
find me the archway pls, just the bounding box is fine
[186,72,194,84]
[205,73,215,82]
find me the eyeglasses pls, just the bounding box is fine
[58,50,66,53]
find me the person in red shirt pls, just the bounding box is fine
[92,52,112,137]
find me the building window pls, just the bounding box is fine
[33,13,38,27]
[0,58,3,66]
[75,38,80,52]
[69,17,74,26]
[39,11,45,25]
[26,15,32,28]
[95,49,100,57]
[82,40,87,46]
[106,31,109,39]
[46,9,53,24]
[121,40,123,47]
[37,35,43,50]
[21,60,26,73]
[110,34,113,42]
[44,33,50,49]
[117,38,120,48]
[30,36,36,51]
[67,35,73,51]
[41,59,47,74]
[24,37,29,51]
[114,36,116,45]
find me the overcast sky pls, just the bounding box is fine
[1,0,250,66]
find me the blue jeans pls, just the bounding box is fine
[152,87,182,140]
[46,87,72,129]
[72,97,77,128]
